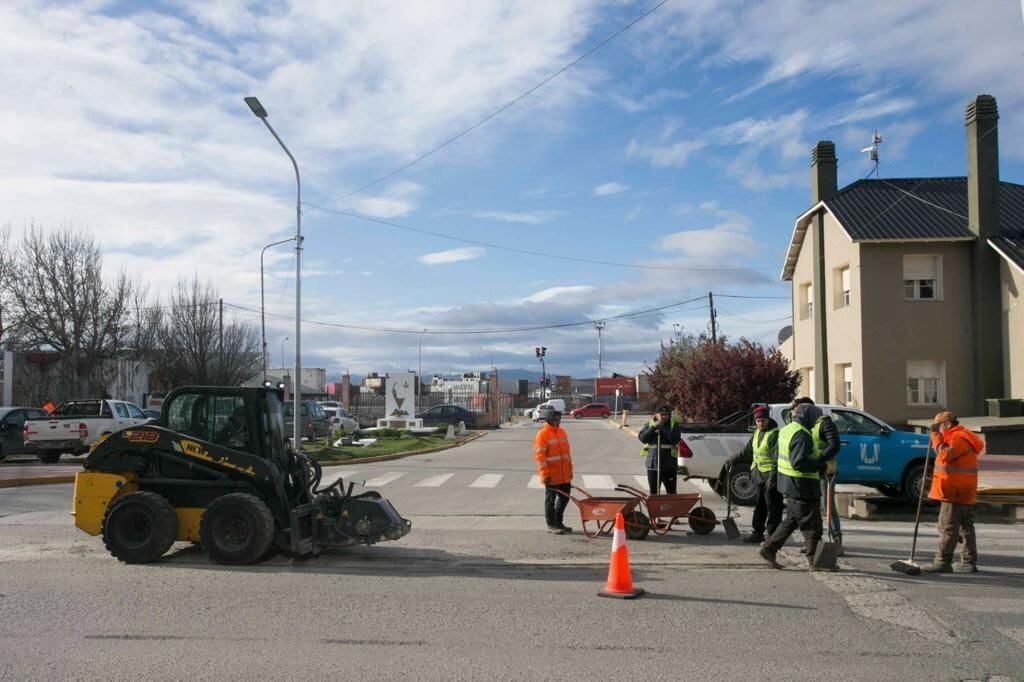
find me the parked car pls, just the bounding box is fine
[283,400,332,442]
[570,403,611,419]
[142,408,162,421]
[677,403,932,506]
[23,399,150,463]
[532,399,567,422]
[0,407,50,461]
[418,404,477,428]
[320,405,359,434]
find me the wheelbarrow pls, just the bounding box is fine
[554,485,651,540]
[614,484,718,539]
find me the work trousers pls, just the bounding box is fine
[936,501,977,565]
[820,478,842,541]
[647,465,678,495]
[751,480,784,537]
[764,497,822,556]
[544,483,571,528]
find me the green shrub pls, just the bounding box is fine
[373,428,410,439]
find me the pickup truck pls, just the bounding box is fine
[678,403,931,506]
[23,399,150,463]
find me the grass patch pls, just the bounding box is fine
[302,434,452,462]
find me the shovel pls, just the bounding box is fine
[812,474,840,570]
[721,463,741,540]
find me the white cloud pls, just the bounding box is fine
[832,92,916,126]
[609,88,689,114]
[593,182,629,196]
[347,181,423,218]
[471,210,562,224]
[522,285,595,304]
[626,138,706,168]
[418,246,486,265]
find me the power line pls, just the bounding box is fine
[316,0,674,206]
[304,203,775,273]
[225,295,706,335]
[713,293,790,300]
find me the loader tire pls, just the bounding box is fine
[200,493,274,566]
[102,491,177,564]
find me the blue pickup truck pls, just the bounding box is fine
[677,403,932,506]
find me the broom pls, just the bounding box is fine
[890,440,934,576]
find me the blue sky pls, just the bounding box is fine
[2,0,1023,380]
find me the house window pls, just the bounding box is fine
[840,364,854,405]
[807,367,816,402]
[907,360,944,406]
[833,265,852,308]
[800,282,813,319]
[903,255,942,300]
[841,267,851,307]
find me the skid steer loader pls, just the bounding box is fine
[72,386,411,565]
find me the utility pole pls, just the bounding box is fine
[708,291,718,344]
[593,321,606,378]
[218,298,224,377]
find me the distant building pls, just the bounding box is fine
[268,367,326,393]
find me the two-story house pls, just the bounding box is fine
[781,95,1023,427]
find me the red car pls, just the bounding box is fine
[570,403,611,419]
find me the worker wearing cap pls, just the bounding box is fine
[792,397,843,555]
[921,411,984,574]
[534,410,574,534]
[759,402,823,569]
[739,406,782,543]
[638,405,682,494]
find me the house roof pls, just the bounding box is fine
[781,177,1024,280]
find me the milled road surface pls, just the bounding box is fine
[1,419,1023,680]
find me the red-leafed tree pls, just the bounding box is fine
[647,333,800,422]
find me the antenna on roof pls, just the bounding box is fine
[860,129,883,177]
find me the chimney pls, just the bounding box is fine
[964,94,1004,411]
[811,141,838,205]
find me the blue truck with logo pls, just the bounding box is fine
[677,403,932,506]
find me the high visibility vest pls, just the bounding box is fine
[750,427,777,473]
[811,418,825,458]
[777,422,818,480]
[534,424,572,485]
[641,416,679,456]
[928,427,981,505]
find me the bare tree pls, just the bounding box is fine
[0,224,14,347]
[152,277,261,389]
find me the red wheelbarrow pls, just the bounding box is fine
[614,484,718,540]
[554,485,650,540]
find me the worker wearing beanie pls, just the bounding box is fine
[533,410,574,534]
[792,397,843,555]
[921,411,984,573]
[638,405,682,494]
[738,406,782,543]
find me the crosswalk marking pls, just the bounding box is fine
[320,471,357,485]
[634,475,648,489]
[528,475,543,489]
[582,475,617,490]
[415,474,454,487]
[470,474,503,488]
[364,472,405,487]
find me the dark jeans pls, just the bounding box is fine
[820,477,842,540]
[751,481,784,537]
[647,465,678,494]
[936,502,977,565]
[544,483,571,528]
[764,497,823,556]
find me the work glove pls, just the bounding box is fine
[929,422,941,433]
[825,460,837,477]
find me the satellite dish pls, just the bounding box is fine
[777,325,793,345]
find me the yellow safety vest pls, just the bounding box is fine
[777,422,818,480]
[750,427,778,473]
[811,418,825,458]
[640,416,679,456]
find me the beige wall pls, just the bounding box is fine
[790,219,816,400]
[859,242,974,425]
[1002,259,1024,398]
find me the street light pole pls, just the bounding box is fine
[280,336,289,373]
[246,96,303,451]
[260,236,296,381]
[418,328,427,391]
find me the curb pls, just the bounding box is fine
[317,431,486,467]
[0,475,76,489]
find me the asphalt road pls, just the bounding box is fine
[1,419,1023,680]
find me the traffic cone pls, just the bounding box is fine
[598,512,644,599]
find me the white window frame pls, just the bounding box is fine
[801,282,814,320]
[906,360,945,406]
[903,255,943,301]
[841,364,854,405]
[841,267,851,307]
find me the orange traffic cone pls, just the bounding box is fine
[598,512,644,599]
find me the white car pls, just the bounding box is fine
[23,399,150,463]
[320,405,359,434]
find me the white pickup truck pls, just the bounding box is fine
[679,403,931,506]
[23,399,150,463]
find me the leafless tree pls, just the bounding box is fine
[152,277,261,389]
[0,224,14,347]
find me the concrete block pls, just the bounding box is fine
[851,497,878,520]
[835,492,856,519]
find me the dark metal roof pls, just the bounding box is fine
[991,235,1024,272]
[823,178,1024,241]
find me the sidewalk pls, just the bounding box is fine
[0,463,81,488]
[979,454,1024,492]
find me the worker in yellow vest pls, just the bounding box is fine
[759,403,824,569]
[738,405,782,543]
[792,397,842,555]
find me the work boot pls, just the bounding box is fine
[743,532,765,544]
[546,526,565,535]
[758,546,782,569]
[953,562,978,574]
[558,524,573,534]
[921,561,953,574]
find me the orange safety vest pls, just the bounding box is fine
[928,425,983,505]
[43,401,55,414]
[533,423,573,486]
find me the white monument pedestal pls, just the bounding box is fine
[375,371,424,430]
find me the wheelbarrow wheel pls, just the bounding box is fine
[688,506,717,535]
[624,511,650,541]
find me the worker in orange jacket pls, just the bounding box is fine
[533,410,574,534]
[922,411,984,574]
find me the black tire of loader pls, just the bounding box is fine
[102,491,178,564]
[200,493,275,565]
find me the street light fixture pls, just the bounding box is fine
[246,96,303,451]
[534,346,547,396]
[260,236,296,381]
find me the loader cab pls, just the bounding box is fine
[161,386,287,463]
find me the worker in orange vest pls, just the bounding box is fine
[922,411,984,574]
[533,410,574,534]
[42,398,55,414]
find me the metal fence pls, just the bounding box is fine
[346,386,513,427]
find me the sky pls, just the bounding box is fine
[1,0,1023,381]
